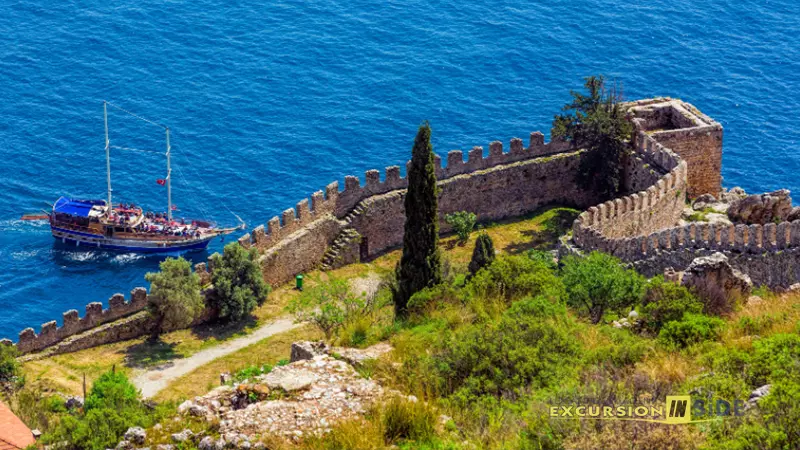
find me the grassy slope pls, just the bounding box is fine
[22,206,577,397]
[21,281,303,395]
[14,205,800,449]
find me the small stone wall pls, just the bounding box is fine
[19,311,155,361]
[630,246,800,289]
[572,132,689,251]
[13,288,149,354]
[568,99,800,289]
[347,150,604,260]
[239,133,572,254]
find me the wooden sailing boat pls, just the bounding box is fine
[47,101,243,252]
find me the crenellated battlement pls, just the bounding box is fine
[5,97,750,357]
[15,287,148,354]
[241,132,573,252]
[565,99,800,288]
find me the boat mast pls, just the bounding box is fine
[166,127,172,221]
[103,101,112,210]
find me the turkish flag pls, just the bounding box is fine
[156,179,166,186]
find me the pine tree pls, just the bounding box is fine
[394,121,442,316]
[468,232,495,277]
[552,75,632,199]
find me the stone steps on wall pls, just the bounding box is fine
[343,204,367,225]
[321,228,361,271]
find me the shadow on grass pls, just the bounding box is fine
[124,339,182,369]
[503,207,579,254]
[189,315,259,342]
[122,315,260,369]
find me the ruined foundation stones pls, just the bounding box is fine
[172,344,398,445]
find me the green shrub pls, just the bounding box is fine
[145,257,204,334]
[657,313,725,348]
[466,255,564,305]
[407,284,462,318]
[45,371,168,450]
[84,371,140,411]
[707,376,800,449]
[755,377,800,447]
[46,395,67,413]
[526,249,557,271]
[685,372,750,405]
[338,315,370,347]
[735,313,784,336]
[703,346,751,378]
[433,297,579,401]
[748,333,800,386]
[0,343,20,382]
[445,211,477,244]
[587,326,653,367]
[288,277,387,342]
[210,242,271,322]
[468,232,495,277]
[641,276,703,333]
[561,252,645,324]
[234,364,273,382]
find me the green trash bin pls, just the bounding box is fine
[295,274,304,291]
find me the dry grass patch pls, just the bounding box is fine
[635,351,694,387]
[20,280,303,395]
[153,325,321,403]
[440,205,579,264]
[724,289,800,340]
[22,339,138,394]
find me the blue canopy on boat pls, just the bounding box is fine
[53,197,105,217]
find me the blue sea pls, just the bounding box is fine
[1,0,799,337]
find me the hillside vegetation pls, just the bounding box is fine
[4,206,799,449]
[290,243,800,448]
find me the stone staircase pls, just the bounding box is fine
[320,201,369,271]
[343,203,367,224]
[320,227,361,271]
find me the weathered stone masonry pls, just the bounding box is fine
[1,288,149,354]
[5,97,783,356]
[572,98,800,289]
[238,133,617,286]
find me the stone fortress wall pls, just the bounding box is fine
[571,99,800,288]
[6,97,796,356]
[239,98,707,288]
[238,134,617,286]
[1,288,149,354]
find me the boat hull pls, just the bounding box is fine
[51,226,216,253]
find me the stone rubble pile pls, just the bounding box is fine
[152,342,396,448]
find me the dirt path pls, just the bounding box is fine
[133,317,300,398]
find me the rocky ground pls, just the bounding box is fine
[116,341,395,449]
[682,186,800,227]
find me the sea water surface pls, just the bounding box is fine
[1,0,799,337]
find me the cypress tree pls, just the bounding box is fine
[468,232,495,277]
[394,121,442,316]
